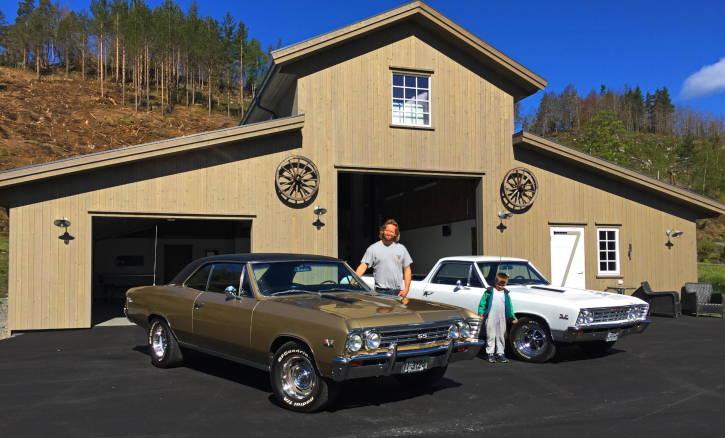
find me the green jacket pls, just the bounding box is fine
[478,287,516,321]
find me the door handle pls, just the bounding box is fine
[194,302,204,309]
[423,291,434,296]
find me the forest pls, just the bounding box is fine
[0,0,278,117]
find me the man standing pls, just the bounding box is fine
[356,219,412,297]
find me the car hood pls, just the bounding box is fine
[274,292,469,327]
[506,284,646,308]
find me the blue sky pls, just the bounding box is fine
[4,0,724,116]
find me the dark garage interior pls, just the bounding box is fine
[91,217,252,325]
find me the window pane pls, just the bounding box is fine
[608,251,616,260]
[392,99,403,111]
[392,74,404,86]
[186,265,212,291]
[599,242,606,250]
[600,262,607,271]
[405,88,416,99]
[433,263,471,286]
[417,77,428,88]
[418,102,429,112]
[608,262,616,271]
[405,113,415,124]
[207,263,244,294]
[416,90,429,100]
[241,269,252,297]
[392,112,402,124]
[404,101,416,111]
[607,242,615,250]
[599,230,606,240]
[405,76,416,87]
[607,231,615,240]
[423,114,430,125]
[600,251,607,261]
[393,87,403,98]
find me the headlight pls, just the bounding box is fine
[448,324,460,339]
[577,310,588,325]
[638,305,649,320]
[346,333,363,352]
[585,312,594,324]
[365,331,381,350]
[628,307,637,320]
[458,322,471,339]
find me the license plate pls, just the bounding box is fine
[606,329,619,342]
[401,356,429,374]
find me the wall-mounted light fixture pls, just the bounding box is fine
[498,211,513,220]
[313,206,327,230]
[665,229,683,249]
[54,217,73,245]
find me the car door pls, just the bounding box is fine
[164,264,211,344]
[192,263,257,359]
[422,262,485,314]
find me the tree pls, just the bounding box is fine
[29,0,56,79]
[90,0,110,95]
[15,0,36,67]
[583,110,627,163]
[0,8,8,52]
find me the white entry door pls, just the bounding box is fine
[550,227,586,288]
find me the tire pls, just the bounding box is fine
[508,317,556,363]
[394,365,447,387]
[578,341,616,354]
[270,341,340,413]
[148,318,184,368]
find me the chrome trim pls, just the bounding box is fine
[383,343,397,376]
[551,319,651,343]
[179,342,270,372]
[123,306,133,324]
[330,339,484,382]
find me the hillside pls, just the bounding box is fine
[0,67,238,227]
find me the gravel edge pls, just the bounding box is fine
[0,298,8,340]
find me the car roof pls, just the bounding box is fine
[437,256,529,263]
[169,253,342,285]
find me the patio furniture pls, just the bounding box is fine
[683,282,724,318]
[605,286,637,295]
[632,281,681,318]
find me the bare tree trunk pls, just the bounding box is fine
[115,17,119,85]
[191,63,195,106]
[122,49,126,105]
[146,44,150,112]
[161,60,164,116]
[240,43,244,120]
[100,28,104,98]
[208,66,212,115]
[65,47,69,77]
[185,54,189,107]
[82,38,85,81]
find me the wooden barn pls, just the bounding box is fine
[1,1,722,332]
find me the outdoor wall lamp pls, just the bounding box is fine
[313,206,327,230]
[498,211,513,219]
[665,229,683,250]
[54,217,73,245]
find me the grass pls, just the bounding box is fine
[697,263,725,295]
[0,232,7,298]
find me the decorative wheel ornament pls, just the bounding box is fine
[275,156,320,203]
[502,167,539,208]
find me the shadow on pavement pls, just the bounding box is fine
[132,345,273,393]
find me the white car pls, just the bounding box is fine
[365,256,650,363]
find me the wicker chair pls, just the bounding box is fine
[632,281,681,318]
[683,283,724,318]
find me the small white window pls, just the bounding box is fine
[392,73,430,127]
[597,228,620,275]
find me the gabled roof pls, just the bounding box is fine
[0,115,304,190]
[244,1,546,124]
[513,131,725,217]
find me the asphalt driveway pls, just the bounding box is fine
[0,316,724,437]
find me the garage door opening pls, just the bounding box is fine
[337,172,480,278]
[91,217,252,326]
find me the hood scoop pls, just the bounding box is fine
[320,294,359,304]
[530,285,565,293]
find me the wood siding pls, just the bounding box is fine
[6,131,339,331]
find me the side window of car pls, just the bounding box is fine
[240,268,253,297]
[433,263,480,286]
[185,265,213,291]
[207,263,245,294]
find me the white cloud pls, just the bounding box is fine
[679,57,725,100]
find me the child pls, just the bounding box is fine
[478,272,518,363]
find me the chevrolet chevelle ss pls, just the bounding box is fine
[365,256,651,363]
[125,254,484,412]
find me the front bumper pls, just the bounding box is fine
[330,339,484,382]
[551,319,651,343]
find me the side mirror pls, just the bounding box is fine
[456,279,462,287]
[225,286,240,299]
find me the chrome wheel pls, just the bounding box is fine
[151,324,167,359]
[280,353,316,401]
[514,327,548,357]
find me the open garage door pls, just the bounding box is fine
[337,172,480,277]
[91,217,251,326]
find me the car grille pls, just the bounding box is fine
[590,307,630,323]
[377,319,480,348]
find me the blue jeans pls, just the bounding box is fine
[375,288,399,296]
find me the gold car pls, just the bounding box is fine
[125,254,484,412]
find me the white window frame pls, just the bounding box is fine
[391,72,431,127]
[597,228,620,275]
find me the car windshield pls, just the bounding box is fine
[251,261,371,296]
[477,261,550,286]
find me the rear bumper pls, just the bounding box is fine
[330,339,484,382]
[551,320,651,343]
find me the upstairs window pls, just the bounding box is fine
[597,228,620,275]
[392,73,430,127]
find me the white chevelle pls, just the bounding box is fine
[368,256,651,363]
